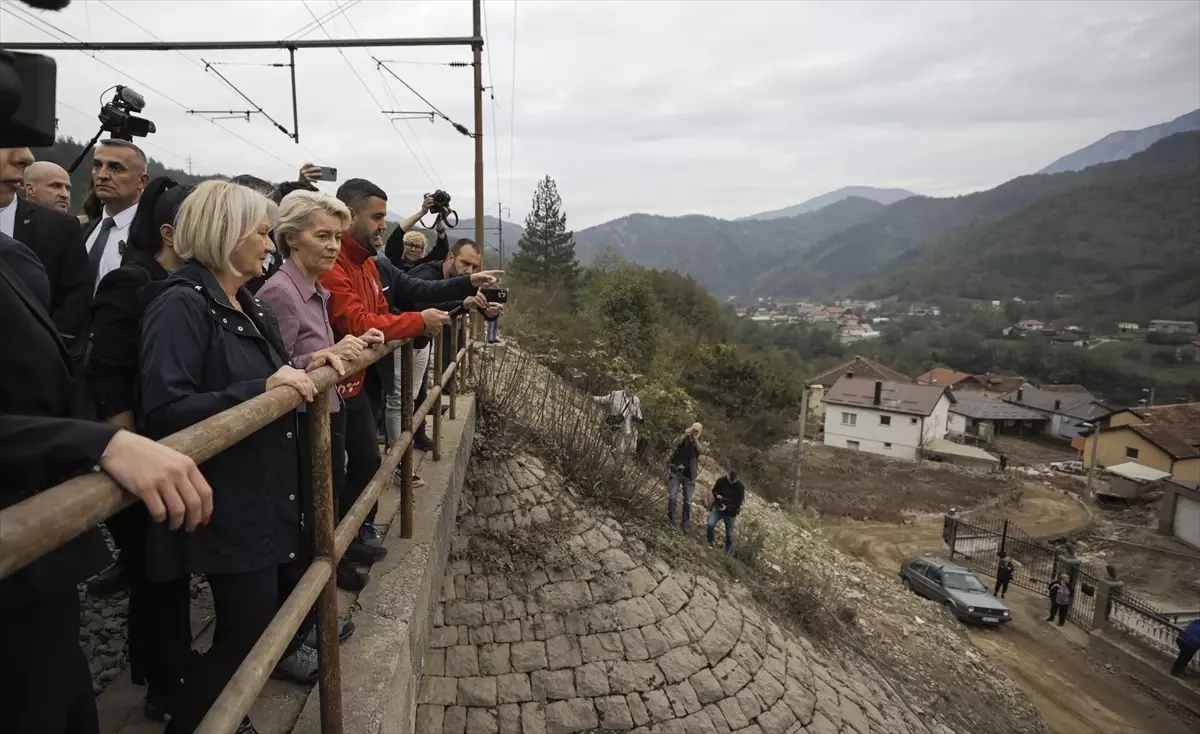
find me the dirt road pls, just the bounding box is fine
[825,485,1200,734]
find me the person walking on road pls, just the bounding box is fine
[994,553,1014,598]
[1172,619,1200,678]
[1047,574,1072,626]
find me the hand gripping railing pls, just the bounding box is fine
[0,314,475,734]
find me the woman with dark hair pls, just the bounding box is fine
[84,175,195,721]
[79,178,104,224]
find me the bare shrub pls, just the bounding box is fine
[757,559,860,641]
[475,346,663,516]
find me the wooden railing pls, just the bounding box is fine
[0,314,475,734]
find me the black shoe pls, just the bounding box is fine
[87,561,132,598]
[143,690,179,722]
[413,432,436,453]
[237,716,259,734]
[358,522,384,549]
[303,616,356,648]
[336,558,368,591]
[345,538,387,565]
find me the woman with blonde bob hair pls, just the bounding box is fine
[138,179,319,734]
[257,190,384,600]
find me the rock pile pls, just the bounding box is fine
[418,453,969,734]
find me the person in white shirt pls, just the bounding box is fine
[593,389,644,454]
[84,139,148,290]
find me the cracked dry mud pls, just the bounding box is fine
[416,453,959,734]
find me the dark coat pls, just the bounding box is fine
[0,234,117,611]
[85,250,171,420]
[996,559,1014,583]
[383,228,449,272]
[138,262,302,581]
[12,198,92,351]
[711,475,746,517]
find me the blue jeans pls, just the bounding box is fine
[486,317,500,342]
[707,511,735,554]
[666,470,695,528]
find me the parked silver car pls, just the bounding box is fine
[899,556,1012,625]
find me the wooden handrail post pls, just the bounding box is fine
[449,316,459,421]
[433,331,444,462]
[309,391,344,734]
[399,342,414,540]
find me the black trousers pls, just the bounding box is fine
[415,362,430,439]
[993,578,1010,597]
[1047,601,1069,625]
[1174,642,1197,675]
[0,594,98,734]
[165,563,303,734]
[342,392,379,527]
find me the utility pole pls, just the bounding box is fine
[792,387,810,507]
[497,202,504,270]
[186,155,193,176]
[472,0,486,341]
[1084,420,1101,499]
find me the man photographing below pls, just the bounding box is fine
[667,422,705,531]
[707,468,745,555]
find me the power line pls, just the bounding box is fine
[297,0,438,186]
[57,98,213,174]
[508,0,519,209]
[373,59,472,68]
[482,0,503,211]
[0,1,299,175]
[284,0,362,41]
[374,58,473,138]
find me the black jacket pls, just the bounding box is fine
[13,198,92,352]
[711,475,746,517]
[0,234,117,610]
[138,262,301,581]
[85,250,171,421]
[383,228,449,272]
[996,560,1014,583]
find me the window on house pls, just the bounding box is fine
[910,417,918,425]
[884,442,893,449]
[841,412,857,427]
[847,440,860,451]
[1125,447,1139,460]
[880,415,892,426]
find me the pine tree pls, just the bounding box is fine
[509,175,580,288]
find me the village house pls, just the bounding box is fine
[1158,477,1200,550]
[916,366,973,390]
[916,367,1028,398]
[1001,384,1110,440]
[1082,403,1200,483]
[1117,322,1140,333]
[822,377,954,460]
[1149,319,1198,334]
[1016,318,1044,332]
[947,392,1049,443]
[806,356,912,425]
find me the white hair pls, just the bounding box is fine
[173,179,277,274]
[275,190,351,254]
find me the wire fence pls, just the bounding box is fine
[943,514,1196,672]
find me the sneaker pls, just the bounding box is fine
[344,538,387,565]
[303,616,356,648]
[236,716,259,734]
[359,522,384,548]
[336,557,368,591]
[272,644,319,684]
[413,433,436,453]
[390,466,427,488]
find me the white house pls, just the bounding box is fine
[1117,322,1139,333]
[822,377,954,460]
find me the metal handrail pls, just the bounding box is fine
[0,315,475,734]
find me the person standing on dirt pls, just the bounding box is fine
[666,423,705,531]
[706,469,745,555]
[1046,573,1072,626]
[1172,619,1200,677]
[994,553,1014,597]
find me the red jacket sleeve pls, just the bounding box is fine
[320,257,425,342]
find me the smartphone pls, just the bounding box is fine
[447,305,466,317]
[482,287,508,304]
[313,166,338,182]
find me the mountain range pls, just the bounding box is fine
[1038,108,1200,174]
[738,186,916,221]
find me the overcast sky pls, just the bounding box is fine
[4,0,1198,228]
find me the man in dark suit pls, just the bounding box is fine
[0,231,214,734]
[0,147,92,351]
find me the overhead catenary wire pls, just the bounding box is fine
[57,97,216,175]
[374,58,473,138]
[0,1,300,176]
[482,0,503,212]
[507,0,519,209]
[297,0,439,186]
[283,0,362,41]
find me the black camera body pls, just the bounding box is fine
[99,85,156,140]
[426,189,452,212]
[0,50,57,147]
[482,288,508,304]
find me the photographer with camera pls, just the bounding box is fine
[0,147,92,349]
[667,423,706,531]
[382,192,451,271]
[706,469,745,555]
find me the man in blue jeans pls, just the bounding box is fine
[707,469,746,554]
[667,423,705,530]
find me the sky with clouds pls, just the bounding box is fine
[3,0,1198,228]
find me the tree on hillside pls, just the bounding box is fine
[509,176,580,289]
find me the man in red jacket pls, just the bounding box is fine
[321,178,499,566]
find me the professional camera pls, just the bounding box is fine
[425,189,452,213]
[99,85,156,140]
[0,49,58,147]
